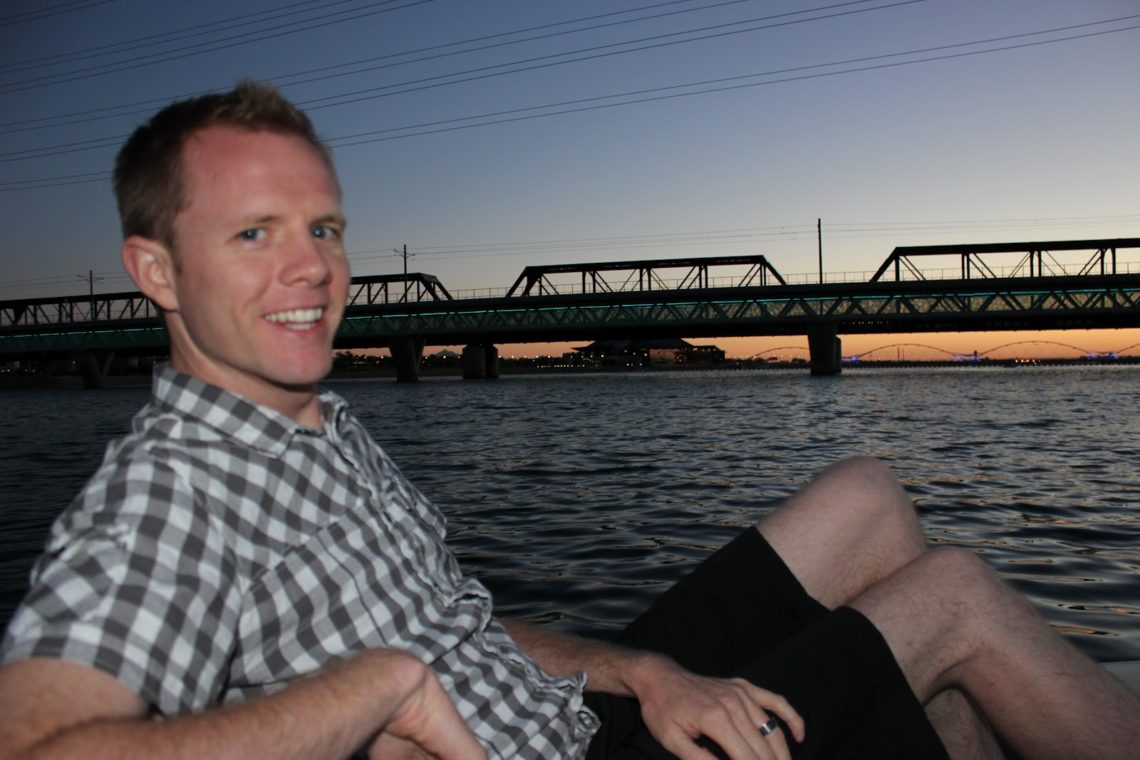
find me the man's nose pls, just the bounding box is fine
[281,231,332,286]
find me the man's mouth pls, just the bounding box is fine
[265,307,325,330]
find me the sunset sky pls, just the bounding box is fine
[3,0,1138,358]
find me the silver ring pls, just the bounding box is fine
[759,717,779,737]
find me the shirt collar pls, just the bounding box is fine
[150,363,349,456]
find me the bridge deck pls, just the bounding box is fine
[3,239,1139,358]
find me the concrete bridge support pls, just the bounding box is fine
[808,324,842,376]
[484,345,499,379]
[76,351,115,389]
[390,337,424,382]
[462,344,499,379]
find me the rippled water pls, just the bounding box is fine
[2,366,1138,662]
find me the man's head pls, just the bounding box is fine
[118,82,350,425]
[113,80,339,253]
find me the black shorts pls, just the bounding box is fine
[583,528,948,759]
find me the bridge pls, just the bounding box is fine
[2,238,1139,384]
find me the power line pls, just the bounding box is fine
[0,0,115,29]
[2,13,1136,187]
[298,0,903,110]
[0,0,368,74]
[341,215,1140,265]
[324,18,1140,147]
[0,0,938,162]
[5,215,1137,298]
[0,0,853,133]
[0,0,430,95]
[0,170,108,190]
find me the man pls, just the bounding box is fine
[0,82,1136,760]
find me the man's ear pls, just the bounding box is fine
[122,236,178,312]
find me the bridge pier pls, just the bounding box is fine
[76,351,115,389]
[462,344,499,379]
[390,337,424,382]
[807,325,842,376]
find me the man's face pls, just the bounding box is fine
[162,125,349,418]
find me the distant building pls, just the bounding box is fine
[573,338,725,367]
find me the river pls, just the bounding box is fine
[1,365,1137,662]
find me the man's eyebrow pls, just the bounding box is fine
[314,212,347,229]
[240,214,279,227]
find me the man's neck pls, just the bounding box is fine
[168,355,325,429]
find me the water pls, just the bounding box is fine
[1,366,1138,662]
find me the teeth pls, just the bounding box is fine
[266,307,324,328]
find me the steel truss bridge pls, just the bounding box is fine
[2,238,1139,381]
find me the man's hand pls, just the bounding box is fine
[626,654,804,760]
[502,619,803,759]
[362,650,486,760]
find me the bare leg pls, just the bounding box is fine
[756,456,927,607]
[851,548,1140,759]
[755,456,1001,756]
[925,690,1003,760]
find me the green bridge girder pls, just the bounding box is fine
[334,276,1140,348]
[3,275,1140,359]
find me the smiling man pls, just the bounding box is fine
[0,82,1137,760]
[124,122,349,426]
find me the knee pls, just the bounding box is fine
[916,547,1012,617]
[828,455,896,488]
[921,546,990,581]
[822,455,918,522]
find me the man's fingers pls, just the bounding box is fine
[758,712,792,760]
[678,701,782,760]
[737,680,805,742]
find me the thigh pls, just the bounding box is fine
[615,526,827,677]
[586,607,947,759]
[584,529,947,759]
[733,606,949,759]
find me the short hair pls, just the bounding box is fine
[113,80,337,250]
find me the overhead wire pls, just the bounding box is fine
[4,214,1137,298]
[342,215,1140,267]
[6,7,1135,163]
[0,0,860,134]
[0,0,116,29]
[0,0,376,74]
[0,0,430,94]
[324,15,1140,147]
[296,0,901,109]
[2,9,1137,189]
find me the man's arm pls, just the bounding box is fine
[0,652,485,760]
[503,620,803,760]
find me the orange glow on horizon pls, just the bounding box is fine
[359,328,1140,361]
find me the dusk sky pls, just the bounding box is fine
[3,0,1139,358]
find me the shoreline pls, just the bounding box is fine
[2,356,1137,390]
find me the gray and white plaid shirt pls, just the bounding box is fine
[2,365,598,757]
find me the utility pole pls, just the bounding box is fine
[393,244,409,301]
[78,270,102,321]
[817,218,823,284]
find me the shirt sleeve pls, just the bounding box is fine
[1,447,242,715]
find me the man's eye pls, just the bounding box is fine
[312,225,340,240]
[238,228,267,242]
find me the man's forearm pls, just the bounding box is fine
[4,650,472,760]
[501,619,662,698]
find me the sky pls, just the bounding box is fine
[2,0,1139,359]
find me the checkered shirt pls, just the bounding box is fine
[1,365,599,758]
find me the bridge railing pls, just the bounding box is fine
[0,291,161,330]
[870,238,1140,282]
[6,248,1140,327]
[445,260,1140,299]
